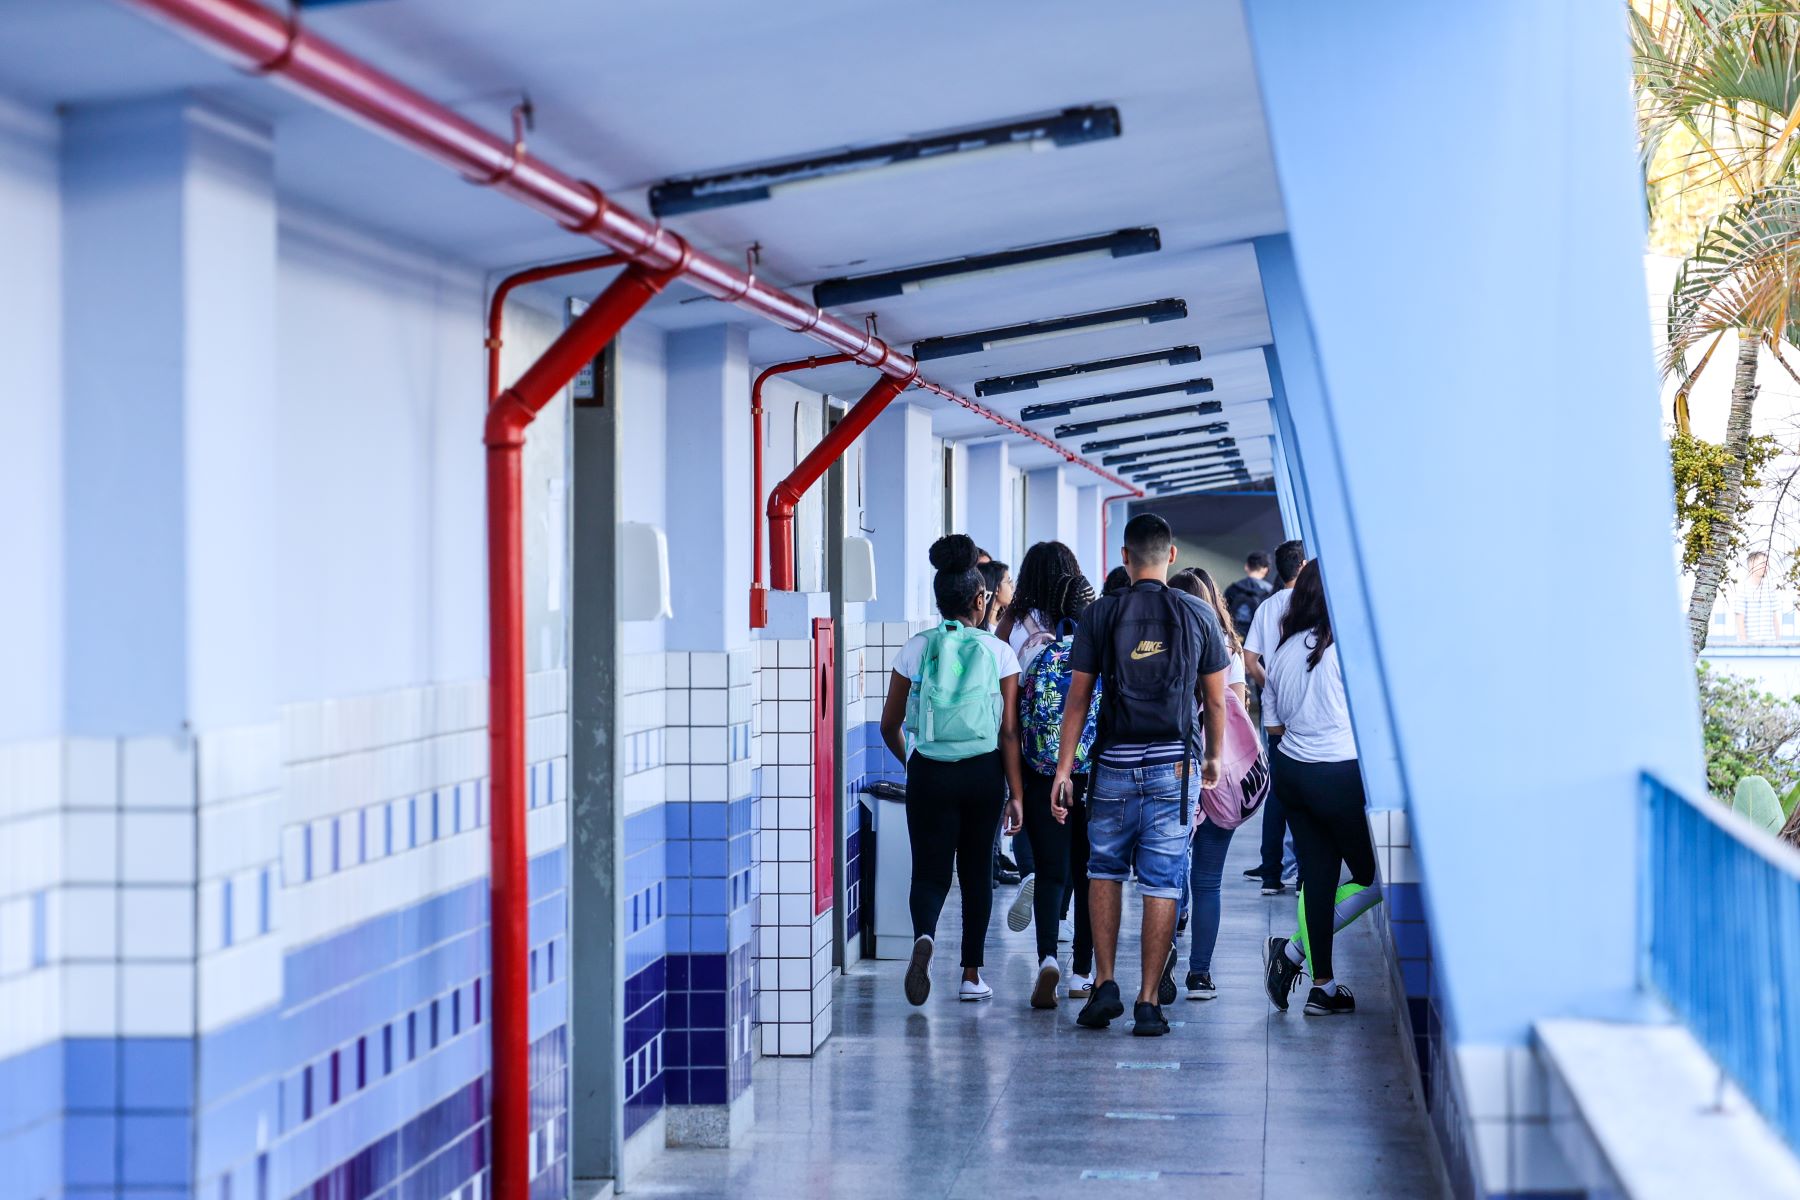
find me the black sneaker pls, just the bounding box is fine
[904,935,933,1006]
[1185,971,1216,1001]
[994,867,1022,886]
[1076,979,1125,1029]
[1157,942,1179,1006]
[1263,936,1303,1012]
[1261,880,1286,896]
[1242,867,1268,883]
[1304,984,1356,1015]
[1131,1001,1170,1037]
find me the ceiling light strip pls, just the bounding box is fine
[912,298,1186,362]
[976,346,1201,397]
[1018,377,1213,422]
[1054,400,1223,440]
[813,228,1160,308]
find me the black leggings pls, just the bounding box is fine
[1276,753,1374,983]
[1021,771,1091,964]
[906,750,1006,968]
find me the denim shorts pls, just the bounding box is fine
[1085,762,1190,899]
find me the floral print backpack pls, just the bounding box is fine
[1019,615,1101,775]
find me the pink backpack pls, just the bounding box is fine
[1198,689,1270,829]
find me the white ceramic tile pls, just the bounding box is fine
[776,669,811,701]
[1458,1044,1511,1121]
[1472,1119,1512,1192]
[0,899,29,975]
[690,764,727,801]
[62,963,119,1036]
[760,1022,781,1056]
[120,813,196,886]
[120,962,195,1035]
[59,886,117,960]
[665,692,690,726]
[690,691,728,727]
[121,886,195,959]
[728,648,754,686]
[64,739,118,811]
[691,653,728,688]
[777,957,810,990]
[63,812,119,885]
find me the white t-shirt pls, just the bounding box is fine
[1244,587,1294,726]
[1226,648,1245,689]
[892,625,1022,729]
[1006,609,1057,672]
[1263,635,1357,763]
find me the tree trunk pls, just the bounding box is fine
[1685,336,1763,656]
[1781,802,1800,850]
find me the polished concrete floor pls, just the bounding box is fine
[629,811,1443,1198]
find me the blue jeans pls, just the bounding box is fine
[1086,763,1189,899]
[1186,818,1235,973]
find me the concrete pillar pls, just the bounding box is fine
[59,97,282,1198]
[962,441,1012,564]
[659,326,759,1142]
[1244,4,1706,1193]
[863,403,937,624]
[1076,486,1103,586]
[1024,466,1077,551]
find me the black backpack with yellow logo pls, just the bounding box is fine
[1099,580,1201,756]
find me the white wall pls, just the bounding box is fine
[0,96,60,740]
[275,212,488,704]
[616,323,668,659]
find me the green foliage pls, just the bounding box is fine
[1671,431,1779,570]
[1733,774,1785,832]
[1697,662,1800,799]
[1784,779,1800,819]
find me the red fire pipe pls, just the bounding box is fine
[488,252,626,402]
[767,371,917,592]
[485,261,682,1200]
[750,354,855,628]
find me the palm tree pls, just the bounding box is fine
[1633,0,1800,654]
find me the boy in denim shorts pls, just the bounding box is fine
[1051,514,1229,1036]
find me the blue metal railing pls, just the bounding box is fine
[1642,774,1800,1152]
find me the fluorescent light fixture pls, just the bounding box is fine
[1151,469,1253,492]
[813,228,1160,308]
[976,347,1201,397]
[650,105,1121,217]
[1126,452,1242,480]
[1134,457,1246,484]
[1101,437,1236,466]
[1155,473,1263,495]
[1018,377,1213,422]
[912,299,1187,362]
[1053,400,1222,440]
[1082,422,1229,454]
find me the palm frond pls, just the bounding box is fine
[1665,183,1800,376]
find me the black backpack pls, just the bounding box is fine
[1224,577,1271,639]
[1100,583,1202,811]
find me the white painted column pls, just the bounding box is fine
[962,441,1012,563]
[60,97,283,1194]
[863,403,938,625]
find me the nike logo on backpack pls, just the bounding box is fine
[1129,640,1165,660]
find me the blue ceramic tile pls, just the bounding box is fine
[691,803,726,839]
[64,1038,117,1112]
[121,1113,193,1186]
[122,1039,193,1111]
[64,1114,119,1187]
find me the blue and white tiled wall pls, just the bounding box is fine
[662,648,758,1127]
[1371,810,1583,1200]
[620,650,670,1143]
[751,639,832,1059]
[0,670,572,1200]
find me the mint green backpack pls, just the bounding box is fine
[905,621,1002,761]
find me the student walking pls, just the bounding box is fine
[1242,539,1307,895]
[1052,514,1230,1037]
[995,542,1084,946]
[977,559,1012,633]
[880,535,1027,1006]
[1223,551,1275,642]
[1259,561,1382,1016]
[1169,568,1250,1000]
[1002,551,1101,1008]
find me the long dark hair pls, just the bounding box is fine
[976,560,1010,629]
[1041,572,1095,627]
[1008,540,1082,625]
[1278,559,1332,669]
[1172,568,1242,656]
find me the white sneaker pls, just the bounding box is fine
[1030,956,1061,1009]
[1067,972,1094,999]
[1058,916,1074,943]
[1006,874,1036,932]
[959,975,993,1002]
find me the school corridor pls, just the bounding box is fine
[2,3,1797,1200]
[630,811,1436,1200]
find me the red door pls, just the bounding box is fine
[811,618,836,917]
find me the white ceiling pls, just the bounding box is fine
[0,0,1287,489]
